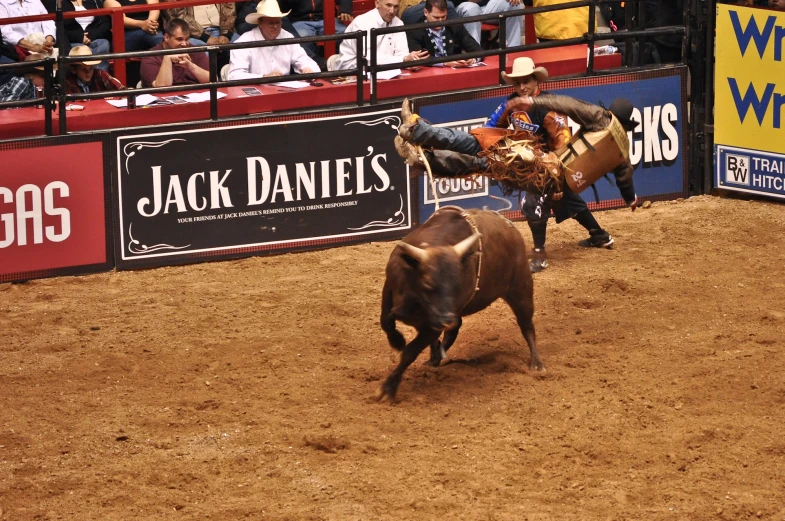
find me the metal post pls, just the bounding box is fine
[369,29,377,105]
[56,0,68,134]
[498,13,507,85]
[356,32,364,106]
[586,0,596,74]
[702,0,715,194]
[324,0,336,57]
[636,0,646,66]
[209,49,218,120]
[624,1,633,66]
[43,60,53,136]
[111,11,128,85]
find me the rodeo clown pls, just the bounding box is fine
[394,57,639,272]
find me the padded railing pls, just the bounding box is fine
[367,0,686,103]
[0,0,687,137]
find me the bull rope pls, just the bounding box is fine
[416,144,440,210]
[436,206,482,310]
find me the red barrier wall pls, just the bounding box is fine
[0,138,113,282]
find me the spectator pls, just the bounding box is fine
[64,45,124,93]
[0,52,46,102]
[103,0,163,52]
[235,0,260,33]
[652,0,683,63]
[0,0,56,56]
[237,0,298,35]
[280,0,352,61]
[236,1,325,68]
[406,0,481,67]
[140,18,209,87]
[333,0,428,71]
[43,0,111,70]
[532,0,589,41]
[163,0,239,45]
[456,0,523,48]
[228,0,318,79]
[1,33,19,84]
[400,0,457,24]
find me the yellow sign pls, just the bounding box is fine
[715,4,785,154]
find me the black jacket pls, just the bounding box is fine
[406,24,481,59]
[1,34,18,62]
[43,0,112,45]
[279,0,352,23]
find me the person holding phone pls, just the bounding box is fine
[405,0,481,68]
[140,18,209,87]
[333,0,427,71]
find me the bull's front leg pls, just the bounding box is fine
[427,318,462,367]
[380,282,406,351]
[377,328,441,401]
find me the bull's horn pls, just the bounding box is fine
[397,241,428,262]
[453,232,481,258]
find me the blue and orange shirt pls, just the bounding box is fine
[485,91,572,152]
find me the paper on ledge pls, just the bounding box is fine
[371,69,402,80]
[105,94,160,108]
[274,80,310,89]
[182,91,227,103]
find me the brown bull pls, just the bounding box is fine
[378,207,544,401]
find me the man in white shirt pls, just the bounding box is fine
[228,0,317,80]
[0,0,56,55]
[334,0,428,71]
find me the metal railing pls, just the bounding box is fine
[367,0,686,103]
[1,0,688,137]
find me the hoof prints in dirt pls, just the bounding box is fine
[304,435,350,454]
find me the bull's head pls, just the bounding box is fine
[397,233,481,331]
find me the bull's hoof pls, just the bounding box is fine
[427,342,447,367]
[529,359,546,372]
[375,383,398,403]
[387,330,406,351]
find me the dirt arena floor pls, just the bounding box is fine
[2,194,785,520]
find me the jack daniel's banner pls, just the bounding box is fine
[113,108,411,269]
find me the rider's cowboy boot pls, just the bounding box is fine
[398,98,420,141]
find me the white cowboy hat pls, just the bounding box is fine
[23,53,56,72]
[245,0,291,24]
[69,45,101,66]
[501,57,548,84]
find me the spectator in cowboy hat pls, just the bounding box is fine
[227,0,318,80]
[64,45,125,94]
[0,53,49,102]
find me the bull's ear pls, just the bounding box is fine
[397,241,427,269]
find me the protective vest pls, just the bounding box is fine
[557,114,629,193]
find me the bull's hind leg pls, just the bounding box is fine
[380,282,406,351]
[428,318,462,367]
[503,295,545,372]
[377,329,441,401]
